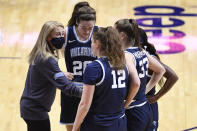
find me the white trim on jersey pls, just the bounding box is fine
[127,101,147,109]
[124,50,137,67]
[127,47,138,50]
[64,27,69,48]
[95,60,105,86]
[120,114,125,119]
[147,73,152,78]
[73,26,94,43]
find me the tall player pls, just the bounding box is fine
[72,26,140,131]
[115,19,165,131]
[139,28,178,131]
[60,2,97,131]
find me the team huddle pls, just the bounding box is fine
[20,1,178,131]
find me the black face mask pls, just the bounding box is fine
[50,37,65,49]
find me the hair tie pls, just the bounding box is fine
[129,19,133,24]
[144,46,147,51]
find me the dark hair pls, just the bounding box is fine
[139,28,160,59]
[93,27,126,70]
[115,19,141,50]
[67,1,96,26]
[139,28,165,86]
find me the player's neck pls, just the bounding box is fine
[124,42,134,49]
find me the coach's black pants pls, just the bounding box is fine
[24,119,50,131]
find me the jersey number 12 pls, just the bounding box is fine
[111,70,126,89]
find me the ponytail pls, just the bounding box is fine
[67,2,96,26]
[139,28,160,59]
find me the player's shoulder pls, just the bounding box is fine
[84,60,103,78]
[85,59,104,74]
[87,59,101,68]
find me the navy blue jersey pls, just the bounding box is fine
[64,26,98,82]
[125,47,148,102]
[60,25,98,124]
[20,55,82,120]
[83,57,129,118]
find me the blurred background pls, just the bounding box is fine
[0,0,197,130]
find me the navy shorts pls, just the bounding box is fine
[60,92,80,124]
[147,102,158,131]
[126,102,153,131]
[81,113,127,131]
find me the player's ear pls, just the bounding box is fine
[119,32,126,41]
[95,40,101,49]
[97,41,101,49]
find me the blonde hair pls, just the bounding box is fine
[28,21,64,64]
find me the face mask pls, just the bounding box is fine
[50,37,65,49]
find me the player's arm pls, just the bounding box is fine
[72,62,101,131]
[145,52,165,94]
[147,58,178,103]
[72,84,95,131]
[124,52,140,108]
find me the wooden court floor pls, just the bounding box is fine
[0,0,197,130]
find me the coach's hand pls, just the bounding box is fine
[64,72,74,80]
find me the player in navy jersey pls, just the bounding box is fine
[20,21,82,131]
[115,19,166,131]
[60,2,97,131]
[72,26,140,131]
[139,28,178,131]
